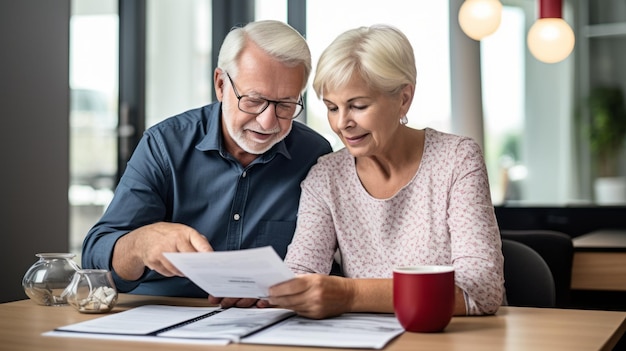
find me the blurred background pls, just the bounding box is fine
[2,0,625,303]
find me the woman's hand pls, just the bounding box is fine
[266,274,356,319]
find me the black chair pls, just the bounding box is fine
[500,229,574,308]
[502,239,556,307]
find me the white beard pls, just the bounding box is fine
[222,106,292,155]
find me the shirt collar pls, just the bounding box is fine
[195,102,292,161]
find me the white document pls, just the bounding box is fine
[48,305,229,345]
[241,313,404,349]
[163,246,295,298]
[44,331,231,346]
[54,305,220,335]
[158,307,295,342]
[46,305,403,349]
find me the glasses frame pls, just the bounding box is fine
[225,72,304,120]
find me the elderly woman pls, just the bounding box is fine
[264,24,504,319]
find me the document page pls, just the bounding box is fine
[158,307,295,341]
[163,246,295,298]
[241,313,404,349]
[47,305,403,349]
[55,305,219,335]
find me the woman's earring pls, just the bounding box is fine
[400,115,408,125]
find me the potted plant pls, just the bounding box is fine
[587,86,626,204]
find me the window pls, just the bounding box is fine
[146,0,212,127]
[482,1,577,205]
[69,0,118,256]
[481,6,526,204]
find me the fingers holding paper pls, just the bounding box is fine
[208,296,261,308]
[112,222,213,280]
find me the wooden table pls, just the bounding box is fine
[572,229,626,291]
[1,294,625,351]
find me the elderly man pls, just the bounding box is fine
[82,20,332,307]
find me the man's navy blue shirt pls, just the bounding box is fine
[82,102,332,297]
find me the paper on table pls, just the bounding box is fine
[163,246,295,298]
[241,313,404,349]
[158,307,295,342]
[47,305,230,345]
[46,306,402,349]
[44,331,230,346]
[55,305,219,335]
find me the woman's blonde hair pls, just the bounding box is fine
[313,24,416,98]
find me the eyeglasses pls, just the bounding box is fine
[226,72,304,120]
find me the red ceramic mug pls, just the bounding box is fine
[393,265,455,333]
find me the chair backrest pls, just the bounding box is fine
[500,229,574,308]
[502,239,556,308]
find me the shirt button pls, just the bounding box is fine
[233,213,240,221]
[242,171,247,178]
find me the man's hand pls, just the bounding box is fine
[266,274,355,319]
[112,222,212,280]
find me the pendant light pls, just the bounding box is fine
[458,0,503,40]
[527,0,575,63]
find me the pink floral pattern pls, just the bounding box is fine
[285,128,504,315]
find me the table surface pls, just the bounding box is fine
[573,229,626,251]
[1,294,626,351]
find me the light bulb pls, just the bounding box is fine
[458,0,503,40]
[527,18,575,63]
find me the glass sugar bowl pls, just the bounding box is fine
[66,269,118,313]
[22,253,81,306]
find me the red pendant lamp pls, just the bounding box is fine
[527,0,575,63]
